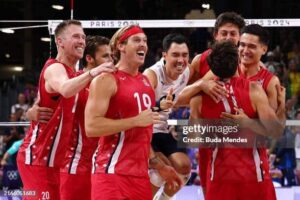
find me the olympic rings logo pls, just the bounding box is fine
[6,170,18,180]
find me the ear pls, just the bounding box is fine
[56,36,63,48]
[162,52,168,60]
[86,54,93,63]
[117,43,126,54]
[262,44,268,55]
[117,42,124,50]
[213,31,218,40]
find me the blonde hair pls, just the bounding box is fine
[110,25,141,63]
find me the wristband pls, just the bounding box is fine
[153,100,163,112]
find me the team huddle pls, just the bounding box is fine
[16,12,286,200]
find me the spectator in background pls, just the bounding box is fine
[4,112,24,153]
[11,93,29,121]
[273,127,297,186]
[24,83,38,107]
[1,139,23,167]
[288,58,300,97]
[1,139,23,190]
[265,51,281,74]
[286,96,298,119]
[287,42,300,63]
[294,110,300,184]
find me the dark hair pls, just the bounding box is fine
[54,20,82,38]
[207,40,238,79]
[162,33,189,52]
[241,24,270,46]
[214,12,245,34]
[82,35,110,66]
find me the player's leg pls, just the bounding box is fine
[153,134,191,200]
[150,133,168,197]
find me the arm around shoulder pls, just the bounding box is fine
[44,63,93,98]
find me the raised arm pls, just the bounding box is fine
[44,62,115,98]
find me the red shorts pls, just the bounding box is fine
[17,159,60,200]
[91,173,152,200]
[206,180,276,200]
[60,172,92,200]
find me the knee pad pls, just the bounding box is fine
[148,169,166,187]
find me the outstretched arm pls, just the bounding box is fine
[44,62,115,98]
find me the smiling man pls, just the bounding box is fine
[238,24,280,111]
[85,25,181,200]
[143,33,192,200]
[17,20,114,200]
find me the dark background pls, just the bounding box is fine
[0,0,299,83]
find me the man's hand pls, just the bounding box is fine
[201,80,228,103]
[221,107,249,120]
[26,105,53,123]
[221,107,250,128]
[157,164,183,190]
[134,109,161,127]
[89,62,116,77]
[160,88,174,110]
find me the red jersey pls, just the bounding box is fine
[197,48,212,189]
[201,77,271,183]
[18,59,76,168]
[238,66,273,91]
[198,49,212,78]
[61,70,99,174]
[92,70,155,178]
